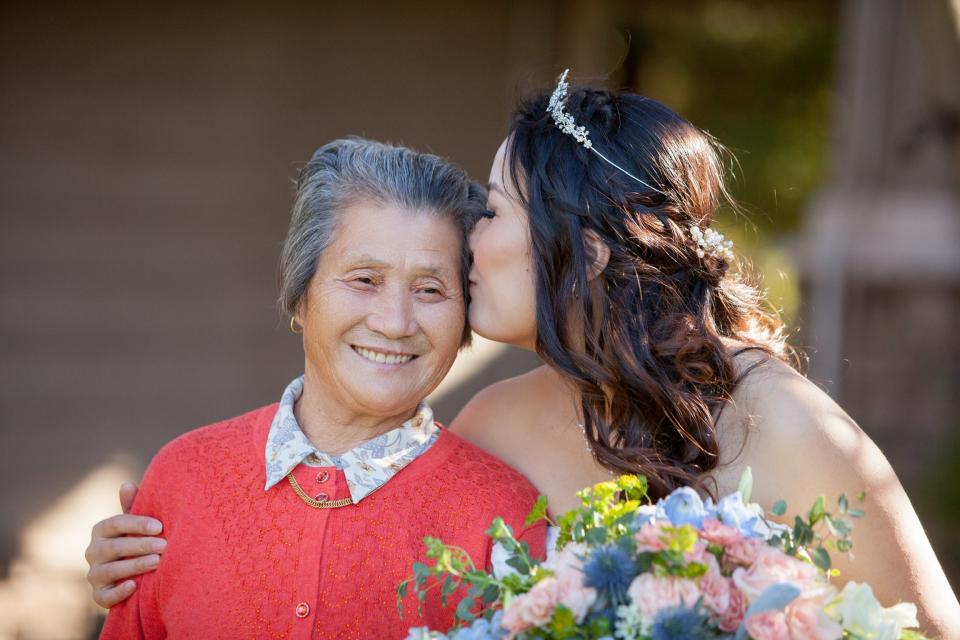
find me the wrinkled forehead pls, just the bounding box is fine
[322,201,464,278]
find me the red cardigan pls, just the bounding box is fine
[100,403,546,639]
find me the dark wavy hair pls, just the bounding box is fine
[505,80,791,499]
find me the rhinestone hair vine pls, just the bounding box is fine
[548,68,735,264]
[548,69,661,194]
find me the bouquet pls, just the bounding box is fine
[399,472,927,640]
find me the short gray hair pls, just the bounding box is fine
[278,137,484,345]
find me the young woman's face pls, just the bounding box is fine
[467,138,538,349]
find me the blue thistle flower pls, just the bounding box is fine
[650,606,712,640]
[582,546,637,604]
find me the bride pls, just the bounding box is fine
[85,71,959,636]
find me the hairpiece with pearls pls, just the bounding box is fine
[689,225,734,263]
[549,68,736,265]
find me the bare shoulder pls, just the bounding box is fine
[448,365,551,445]
[715,348,960,632]
[713,347,881,499]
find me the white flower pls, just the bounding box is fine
[827,582,919,640]
[614,604,651,640]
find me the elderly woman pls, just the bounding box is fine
[98,138,546,639]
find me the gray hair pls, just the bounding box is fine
[278,137,484,345]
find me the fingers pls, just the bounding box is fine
[86,534,166,565]
[118,482,139,514]
[94,579,137,608]
[88,553,161,594]
[92,513,162,540]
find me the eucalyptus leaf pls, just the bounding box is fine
[811,547,831,571]
[455,595,476,622]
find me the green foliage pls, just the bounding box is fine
[525,495,550,527]
[397,515,547,625]
[768,491,861,578]
[556,475,651,548]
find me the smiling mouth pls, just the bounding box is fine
[351,345,419,365]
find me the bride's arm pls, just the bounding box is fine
[713,357,959,637]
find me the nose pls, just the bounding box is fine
[365,284,418,340]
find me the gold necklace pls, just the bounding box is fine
[287,473,353,509]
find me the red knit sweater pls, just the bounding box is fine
[100,403,546,639]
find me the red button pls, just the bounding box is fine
[316,471,329,483]
[313,492,329,502]
[296,602,310,618]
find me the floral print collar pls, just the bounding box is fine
[264,376,439,503]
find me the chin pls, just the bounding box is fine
[351,385,430,414]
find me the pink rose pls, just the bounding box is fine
[541,542,587,574]
[724,537,765,568]
[501,577,558,638]
[698,571,731,617]
[634,522,669,552]
[555,567,597,623]
[627,574,702,619]
[684,539,722,577]
[732,547,819,604]
[786,600,843,640]
[745,610,790,640]
[701,518,744,548]
[717,583,746,632]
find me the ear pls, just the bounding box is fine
[583,229,611,281]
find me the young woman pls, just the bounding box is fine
[86,73,960,635]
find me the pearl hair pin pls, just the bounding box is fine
[690,225,735,263]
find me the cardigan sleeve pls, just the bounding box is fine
[99,442,177,640]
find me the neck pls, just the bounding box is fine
[294,368,419,456]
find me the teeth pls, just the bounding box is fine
[355,346,414,365]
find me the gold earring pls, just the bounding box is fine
[290,317,303,334]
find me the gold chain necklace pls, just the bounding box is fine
[287,473,353,509]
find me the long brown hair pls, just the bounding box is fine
[506,82,791,499]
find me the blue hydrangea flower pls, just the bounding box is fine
[448,611,507,640]
[631,504,658,529]
[583,546,637,604]
[714,493,766,539]
[405,628,448,640]
[650,606,712,640]
[656,487,712,528]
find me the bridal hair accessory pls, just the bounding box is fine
[548,69,662,194]
[690,224,735,263]
[549,68,735,264]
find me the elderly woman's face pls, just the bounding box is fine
[295,199,465,418]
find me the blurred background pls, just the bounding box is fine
[1,0,958,637]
